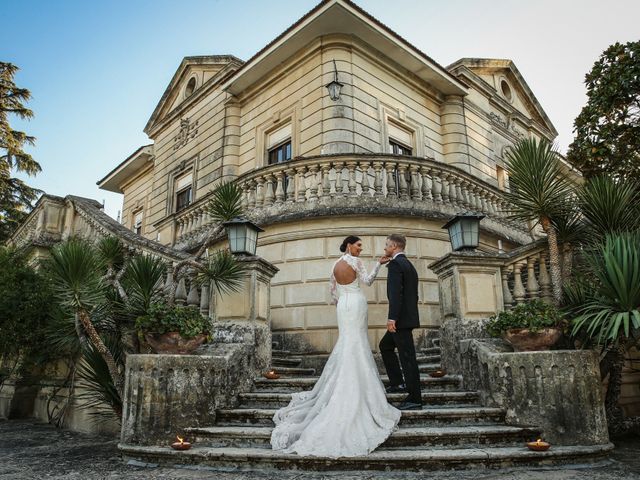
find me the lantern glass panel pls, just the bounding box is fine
[448,221,463,251]
[461,218,480,248]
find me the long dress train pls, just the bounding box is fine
[270,253,401,458]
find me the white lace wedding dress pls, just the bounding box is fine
[270,253,401,458]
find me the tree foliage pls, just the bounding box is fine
[0,62,42,242]
[567,41,640,179]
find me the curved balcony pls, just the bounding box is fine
[173,154,534,249]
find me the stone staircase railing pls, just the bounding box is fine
[172,154,534,246]
[500,239,552,308]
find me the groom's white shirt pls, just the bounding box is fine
[391,251,405,260]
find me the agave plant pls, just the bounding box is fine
[502,138,574,304]
[44,238,123,396]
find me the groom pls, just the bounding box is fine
[380,234,422,410]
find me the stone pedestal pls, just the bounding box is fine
[211,255,278,375]
[429,251,504,373]
[460,339,609,445]
[120,345,252,445]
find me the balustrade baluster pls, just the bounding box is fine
[448,174,457,205]
[274,172,285,204]
[200,281,210,317]
[373,162,384,197]
[421,167,432,201]
[175,276,187,305]
[409,165,421,200]
[164,263,174,297]
[398,164,409,200]
[285,168,295,202]
[440,173,450,204]
[264,174,275,206]
[241,183,250,210]
[308,165,319,202]
[501,268,514,309]
[341,163,350,197]
[454,178,464,207]
[431,168,442,203]
[320,163,331,200]
[538,253,552,302]
[359,161,371,196]
[295,166,307,202]
[385,162,397,197]
[187,271,200,306]
[177,219,185,239]
[255,177,265,207]
[347,162,358,197]
[512,262,526,304]
[247,180,257,208]
[526,255,540,299]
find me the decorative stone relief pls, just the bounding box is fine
[173,117,199,151]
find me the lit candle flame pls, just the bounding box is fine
[176,435,184,444]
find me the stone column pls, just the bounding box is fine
[210,256,279,375]
[428,251,504,374]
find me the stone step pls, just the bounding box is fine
[267,366,316,376]
[253,375,462,392]
[120,443,614,472]
[271,357,303,368]
[271,349,290,356]
[185,424,542,449]
[419,354,442,364]
[432,338,441,346]
[418,363,443,374]
[421,347,441,355]
[215,407,505,427]
[238,391,479,409]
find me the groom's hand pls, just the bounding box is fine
[387,319,397,332]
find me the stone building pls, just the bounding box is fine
[94,0,562,359]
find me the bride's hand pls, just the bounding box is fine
[378,255,391,264]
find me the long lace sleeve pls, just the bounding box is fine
[329,271,338,304]
[355,258,381,286]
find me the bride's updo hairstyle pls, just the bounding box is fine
[340,235,361,253]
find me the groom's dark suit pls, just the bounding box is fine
[379,253,422,405]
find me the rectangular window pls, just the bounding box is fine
[175,172,193,212]
[268,141,292,165]
[133,210,143,235]
[388,122,413,155]
[389,140,412,156]
[267,123,292,165]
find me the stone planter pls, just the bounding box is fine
[144,332,206,354]
[504,327,561,352]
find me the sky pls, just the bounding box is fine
[2,0,639,220]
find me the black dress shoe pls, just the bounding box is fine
[398,401,423,410]
[385,384,407,394]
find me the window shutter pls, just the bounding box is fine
[388,122,412,147]
[268,124,292,149]
[176,172,192,191]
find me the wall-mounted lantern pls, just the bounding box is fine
[223,217,264,256]
[325,59,343,102]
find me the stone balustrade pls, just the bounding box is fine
[172,154,533,246]
[500,240,552,308]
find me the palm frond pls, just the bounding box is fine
[578,175,640,240]
[502,138,573,224]
[96,236,125,271]
[197,250,248,295]
[207,181,244,223]
[121,254,166,315]
[43,238,106,311]
[75,334,123,420]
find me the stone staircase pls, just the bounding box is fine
[119,338,613,471]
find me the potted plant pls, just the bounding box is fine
[136,301,210,354]
[486,299,566,352]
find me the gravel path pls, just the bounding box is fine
[2,419,640,480]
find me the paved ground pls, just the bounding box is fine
[2,419,640,480]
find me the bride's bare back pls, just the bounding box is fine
[333,260,356,285]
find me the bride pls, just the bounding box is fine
[270,235,401,458]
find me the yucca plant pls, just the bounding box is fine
[122,254,166,316]
[569,232,640,433]
[44,238,123,396]
[502,138,574,304]
[197,249,248,295]
[578,175,640,241]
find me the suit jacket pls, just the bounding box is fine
[386,253,420,329]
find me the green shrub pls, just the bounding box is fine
[486,299,565,338]
[135,302,209,339]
